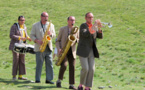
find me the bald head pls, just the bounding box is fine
[41,12,49,17]
[41,12,49,24]
[85,12,94,24]
[67,16,75,27]
[85,12,93,18]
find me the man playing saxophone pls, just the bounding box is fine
[30,12,56,84]
[55,16,79,90]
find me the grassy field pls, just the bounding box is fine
[0,0,145,90]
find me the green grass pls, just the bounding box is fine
[0,0,145,90]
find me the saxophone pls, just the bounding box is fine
[55,26,79,66]
[40,21,51,52]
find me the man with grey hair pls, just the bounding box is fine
[30,12,56,84]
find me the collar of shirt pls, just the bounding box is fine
[86,23,93,28]
[43,24,46,30]
[68,28,71,34]
[19,24,24,29]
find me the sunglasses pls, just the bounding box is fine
[42,15,48,17]
[20,20,25,21]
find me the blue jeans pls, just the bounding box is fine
[35,46,53,81]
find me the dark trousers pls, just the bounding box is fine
[58,48,75,84]
[12,51,26,75]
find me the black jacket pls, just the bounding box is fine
[77,23,103,58]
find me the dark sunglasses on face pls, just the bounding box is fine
[20,20,25,21]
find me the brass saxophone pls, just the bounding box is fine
[40,21,51,52]
[55,26,79,66]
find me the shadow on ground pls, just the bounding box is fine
[0,78,33,85]
[0,78,68,89]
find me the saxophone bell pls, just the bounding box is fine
[39,21,51,52]
[46,35,51,41]
[55,26,79,66]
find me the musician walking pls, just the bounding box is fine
[30,12,56,84]
[9,16,31,80]
[55,16,79,90]
[77,12,103,90]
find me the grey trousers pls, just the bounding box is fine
[79,48,95,87]
[12,50,26,75]
[35,46,53,81]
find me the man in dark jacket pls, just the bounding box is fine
[77,12,103,90]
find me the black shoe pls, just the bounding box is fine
[78,86,83,90]
[69,86,77,90]
[46,80,54,84]
[35,80,40,83]
[56,81,61,88]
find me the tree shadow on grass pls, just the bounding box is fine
[18,85,68,90]
[17,85,69,90]
[0,78,68,90]
[0,78,33,85]
[18,84,69,90]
